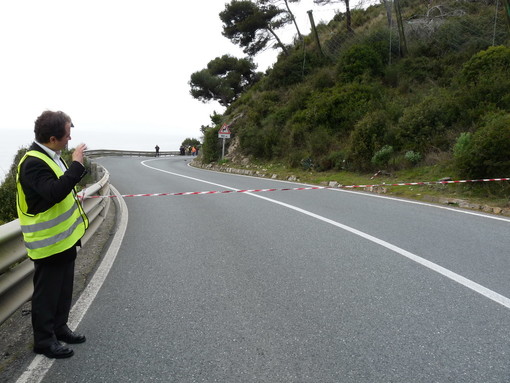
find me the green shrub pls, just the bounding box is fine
[310,68,336,91]
[459,46,510,85]
[308,125,332,156]
[303,82,382,136]
[238,108,283,160]
[265,49,329,90]
[327,150,347,171]
[201,127,222,163]
[387,153,410,170]
[454,113,510,178]
[371,145,394,167]
[347,110,390,171]
[283,83,313,115]
[396,56,445,83]
[337,44,384,82]
[405,150,422,165]
[0,148,28,223]
[251,91,280,118]
[455,46,510,120]
[396,88,460,152]
[453,132,472,161]
[286,120,311,150]
[0,174,18,224]
[301,157,314,171]
[286,150,309,168]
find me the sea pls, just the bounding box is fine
[0,128,187,183]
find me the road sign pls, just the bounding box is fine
[218,124,231,138]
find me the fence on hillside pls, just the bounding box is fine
[308,0,509,61]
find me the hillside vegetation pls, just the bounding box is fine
[1,0,509,224]
[198,0,510,204]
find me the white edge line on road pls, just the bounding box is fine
[329,187,510,223]
[250,192,510,310]
[143,160,510,309]
[179,159,510,223]
[16,185,129,383]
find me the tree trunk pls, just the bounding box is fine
[394,0,408,57]
[382,0,393,27]
[345,0,353,34]
[267,26,289,55]
[284,0,303,40]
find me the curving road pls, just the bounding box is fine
[24,156,510,382]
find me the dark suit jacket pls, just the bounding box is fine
[18,143,87,264]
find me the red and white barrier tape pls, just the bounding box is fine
[80,177,510,199]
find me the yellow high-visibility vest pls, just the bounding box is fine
[16,150,89,259]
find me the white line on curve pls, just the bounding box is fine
[178,158,510,223]
[142,160,510,310]
[16,185,129,383]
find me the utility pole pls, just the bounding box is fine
[307,10,325,57]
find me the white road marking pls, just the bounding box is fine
[175,158,510,223]
[17,159,507,382]
[16,185,129,383]
[142,160,510,309]
[329,187,510,223]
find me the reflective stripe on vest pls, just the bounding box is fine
[24,215,85,250]
[20,203,79,233]
[16,150,89,259]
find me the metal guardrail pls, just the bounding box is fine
[0,148,189,325]
[85,149,181,158]
[0,164,112,325]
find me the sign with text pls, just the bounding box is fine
[218,124,231,139]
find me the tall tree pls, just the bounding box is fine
[220,0,290,56]
[189,55,258,106]
[313,0,353,34]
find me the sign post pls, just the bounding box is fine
[218,124,231,160]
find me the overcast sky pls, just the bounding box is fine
[0,0,338,160]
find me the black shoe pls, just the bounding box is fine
[56,328,86,344]
[34,342,74,359]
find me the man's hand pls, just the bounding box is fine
[72,143,88,164]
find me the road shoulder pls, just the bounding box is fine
[0,201,117,382]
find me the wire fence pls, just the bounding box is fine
[314,0,509,61]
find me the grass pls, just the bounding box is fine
[214,160,510,210]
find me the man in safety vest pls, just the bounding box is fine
[16,110,89,359]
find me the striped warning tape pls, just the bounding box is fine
[343,177,510,188]
[80,177,510,199]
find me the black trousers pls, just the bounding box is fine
[32,256,75,348]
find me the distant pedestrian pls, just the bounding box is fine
[191,146,196,156]
[155,145,160,157]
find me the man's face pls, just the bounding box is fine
[49,122,72,151]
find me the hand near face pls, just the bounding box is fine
[72,143,88,164]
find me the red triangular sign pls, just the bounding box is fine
[220,124,231,134]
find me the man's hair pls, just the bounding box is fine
[34,110,73,143]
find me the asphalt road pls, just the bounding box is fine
[31,156,510,382]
